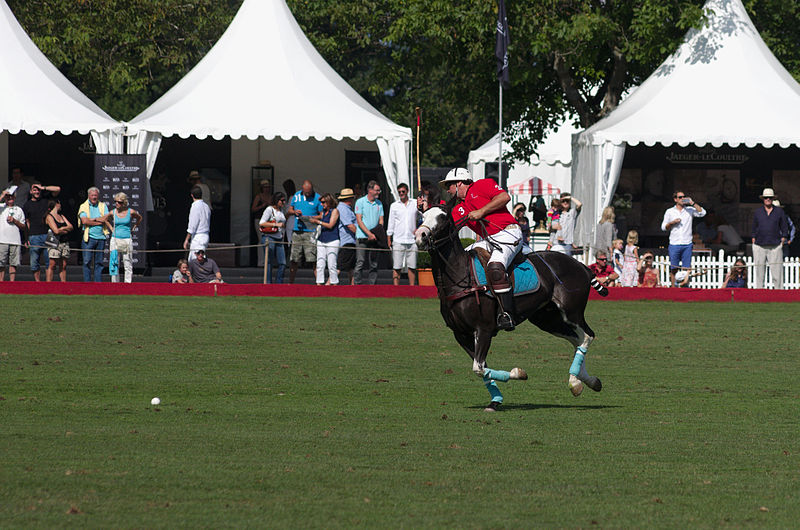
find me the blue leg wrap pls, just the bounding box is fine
[483,375,504,403]
[483,367,511,382]
[569,347,587,377]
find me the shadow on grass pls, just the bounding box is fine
[468,403,620,411]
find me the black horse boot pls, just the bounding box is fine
[487,262,515,331]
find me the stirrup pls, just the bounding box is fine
[497,311,515,331]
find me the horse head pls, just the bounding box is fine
[414,206,449,251]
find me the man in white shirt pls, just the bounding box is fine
[0,189,26,281]
[661,190,705,287]
[183,186,212,261]
[386,183,422,285]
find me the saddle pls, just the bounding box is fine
[470,248,540,296]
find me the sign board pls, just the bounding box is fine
[94,154,147,266]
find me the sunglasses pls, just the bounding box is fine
[676,195,685,199]
[596,258,607,261]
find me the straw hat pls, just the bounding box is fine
[337,188,355,200]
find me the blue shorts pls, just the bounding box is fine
[668,244,693,272]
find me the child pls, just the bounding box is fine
[721,258,747,288]
[545,198,561,250]
[620,230,639,287]
[171,259,192,284]
[612,238,624,278]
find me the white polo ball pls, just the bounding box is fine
[151,397,161,406]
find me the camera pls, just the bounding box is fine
[681,197,692,205]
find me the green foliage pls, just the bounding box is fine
[2,296,800,526]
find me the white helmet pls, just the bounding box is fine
[439,167,472,189]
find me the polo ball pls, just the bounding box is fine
[151,397,161,406]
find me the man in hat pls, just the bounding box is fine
[751,188,788,289]
[441,167,524,331]
[0,188,26,281]
[336,188,358,285]
[661,190,705,287]
[188,249,223,283]
[188,170,211,206]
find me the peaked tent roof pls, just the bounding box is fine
[127,0,410,142]
[0,0,119,135]
[579,0,800,148]
[468,120,580,168]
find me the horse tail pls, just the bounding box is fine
[589,275,609,297]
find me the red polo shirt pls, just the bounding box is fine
[451,179,516,236]
[589,262,615,278]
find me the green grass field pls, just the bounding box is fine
[2,295,799,527]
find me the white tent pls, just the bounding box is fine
[571,0,800,246]
[0,0,122,171]
[467,120,578,194]
[125,0,410,222]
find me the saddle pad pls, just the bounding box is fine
[471,255,540,296]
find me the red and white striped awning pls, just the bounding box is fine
[508,177,561,196]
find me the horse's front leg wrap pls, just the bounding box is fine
[569,346,587,376]
[483,374,504,403]
[472,357,486,376]
[483,367,511,382]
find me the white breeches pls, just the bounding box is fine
[465,225,525,268]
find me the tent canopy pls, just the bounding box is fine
[0,0,119,136]
[572,0,800,247]
[126,0,410,145]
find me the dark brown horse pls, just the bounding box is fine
[414,206,607,411]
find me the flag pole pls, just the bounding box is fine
[498,82,503,189]
[415,107,422,194]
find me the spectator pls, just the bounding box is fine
[530,195,547,231]
[772,200,795,259]
[354,180,384,285]
[251,179,273,267]
[172,259,192,284]
[751,188,787,289]
[695,212,718,244]
[637,252,660,288]
[721,258,747,288]
[189,249,223,283]
[619,230,639,287]
[287,179,322,283]
[588,252,618,286]
[691,232,707,250]
[612,238,624,279]
[310,193,340,285]
[674,267,707,287]
[23,182,60,281]
[183,186,211,262]
[710,215,744,254]
[595,206,617,259]
[77,186,110,282]
[555,192,582,254]
[0,189,26,281]
[336,188,358,285]
[105,192,142,283]
[259,192,287,284]
[45,199,73,282]
[513,203,531,251]
[660,190,705,287]
[387,183,422,285]
[546,198,562,251]
[282,179,297,243]
[187,170,211,206]
[5,168,31,208]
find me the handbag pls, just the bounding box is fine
[44,229,59,249]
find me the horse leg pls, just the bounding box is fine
[528,302,602,397]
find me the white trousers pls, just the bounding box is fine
[753,243,783,289]
[316,239,340,285]
[110,237,133,283]
[189,232,209,261]
[466,225,525,268]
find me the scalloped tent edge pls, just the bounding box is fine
[571,0,800,247]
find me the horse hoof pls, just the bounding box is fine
[509,367,528,380]
[484,401,501,412]
[568,374,584,397]
[584,376,602,392]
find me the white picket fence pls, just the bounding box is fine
[573,248,800,289]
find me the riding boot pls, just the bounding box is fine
[487,262,515,331]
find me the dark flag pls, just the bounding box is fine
[495,0,510,89]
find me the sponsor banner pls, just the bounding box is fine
[94,155,147,265]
